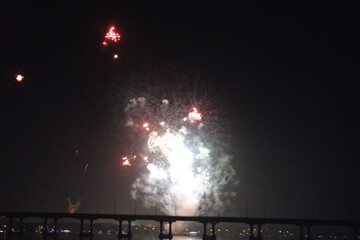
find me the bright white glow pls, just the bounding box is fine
[16,74,24,82]
[125,97,235,216]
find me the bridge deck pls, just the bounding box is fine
[0,211,358,226]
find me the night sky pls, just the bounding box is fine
[0,1,359,219]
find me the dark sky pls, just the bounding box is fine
[0,1,359,219]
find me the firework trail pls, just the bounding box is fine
[121,85,236,216]
[81,163,89,181]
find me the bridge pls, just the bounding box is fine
[0,211,358,240]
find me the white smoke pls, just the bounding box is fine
[124,96,236,216]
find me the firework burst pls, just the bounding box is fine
[113,64,238,216]
[122,91,236,216]
[105,26,121,42]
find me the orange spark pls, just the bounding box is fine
[16,74,24,82]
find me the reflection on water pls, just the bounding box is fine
[0,233,202,240]
[173,237,201,240]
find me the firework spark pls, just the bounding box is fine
[188,107,202,122]
[143,122,150,131]
[122,158,131,166]
[105,26,120,42]
[16,74,24,82]
[122,155,137,166]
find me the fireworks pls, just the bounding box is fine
[188,107,202,122]
[123,96,235,216]
[67,197,81,214]
[143,122,150,131]
[122,157,131,166]
[8,72,31,96]
[16,74,24,82]
[102,26,121,59]
[105,26,120,42]
[122,155,137,166]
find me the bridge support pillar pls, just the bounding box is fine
[117,220,132,239]
[8,216,13,239]
[42,217,48,239]
[306,225,311,240]
[353,225,358,240]
[211,223,216,240]
[258,224,262,240]
[41,217,57,239]
[54,218,57,238]
[202,222,206,239]
[249,224,254,240]
[79,219,94,240]
[8,216,24,239]
[298,225,305,240]
[158,221,173,240]
[19,217,23,239]
[79,219,84,240]
[201,222,216,240]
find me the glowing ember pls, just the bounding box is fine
[143,122,150,131]
[188,108,202,122]
[102,41,108,46]
[16,74,24,82]
[122,157,132,166]
[67,197,81,214]
[113,54,119,59]
[105,26,121,42]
